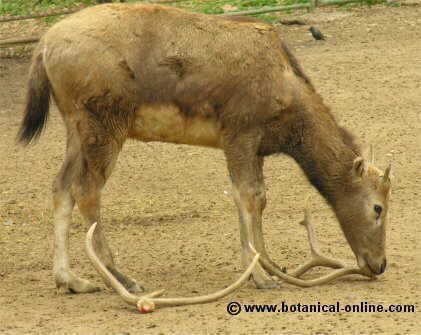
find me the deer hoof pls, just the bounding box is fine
[55,273,100,294]
[255,281,280,289]
[126,280,146,294]
[252,275,280,289]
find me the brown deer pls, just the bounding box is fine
[17,3,392,310]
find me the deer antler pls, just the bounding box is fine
[288,198,346,278]
[260,198,372,286]
[86,223,260,313]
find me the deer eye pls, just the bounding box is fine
[374,205,382,217]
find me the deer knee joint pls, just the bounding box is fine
[256,189,267,210]
[236,187,266,213]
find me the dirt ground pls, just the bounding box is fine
[0,4,419,335]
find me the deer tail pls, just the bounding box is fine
[17,47,51,145]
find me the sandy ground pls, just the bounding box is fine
[0,4,420,335]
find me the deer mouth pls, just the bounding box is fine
[359,255,386,277]
[357,255,379,278]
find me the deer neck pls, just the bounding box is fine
[284,101,360,207]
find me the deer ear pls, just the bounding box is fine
[383,164,392,183]
[352,157,366,178]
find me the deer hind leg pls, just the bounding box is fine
[54,115,143,294]
[224,136,279,289]
[53,134,100,294]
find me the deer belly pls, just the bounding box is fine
[130,104,221,148]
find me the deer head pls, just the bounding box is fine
[334,157,392,276]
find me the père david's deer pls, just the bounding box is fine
[17,3,392,311]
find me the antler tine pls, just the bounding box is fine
[86,223,260,313]
[299,196,322,257]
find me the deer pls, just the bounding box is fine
[17,3,392,312]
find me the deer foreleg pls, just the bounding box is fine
[231,184,279,289]
[224,138,279,289]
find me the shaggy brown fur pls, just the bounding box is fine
[18,3,391,293]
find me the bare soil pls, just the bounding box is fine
[0,4,419,335]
